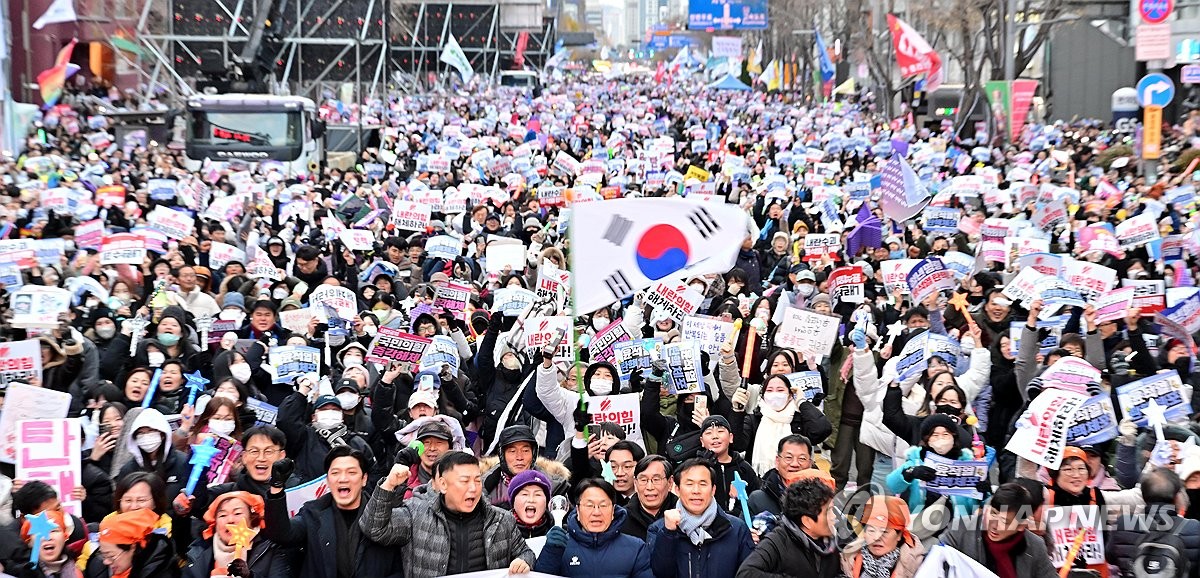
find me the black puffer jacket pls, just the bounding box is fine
[747,469,787,516]
[1107,506,1200,578]
[183,535,290,578]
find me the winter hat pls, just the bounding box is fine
[201,491,265,539]
[507,469,552,504]
[860,495,915,546]
[919,414,960,441]
[99,509,160,547]
[809,294,832,309]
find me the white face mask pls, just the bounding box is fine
[929,438,955,455]
[763,392,790,410]
[208,419,236,436]
[96,325,117,340]
[147,352,165,367]
[337,392,360,410]
[592,317,609,330]
[797,284,815,297]
[272,288,290,300]
[591,378,614,396]
[343,356,363,368]
[363,325,378,337]
[136,432,162,453]
[315,410,344,428]
[229,363,252,383]
[501,355,522,371]
[219,309,246,323]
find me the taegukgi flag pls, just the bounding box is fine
[572,198,753,314]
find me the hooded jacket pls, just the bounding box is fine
[480,453,571,508]
[116,409,192,500]
[533,507,655,578]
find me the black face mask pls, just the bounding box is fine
[934,404,962,419]
[498,366,524,384]
[967,295,984,306]
[1188,490,1200,520]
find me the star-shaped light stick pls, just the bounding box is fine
[731,471,752,529]
[183,371,210,408]
[140,368,163,409]
[184,436,222,496]
[24,512,57,566]
[881,320,906,351]
[226,519,255,560]
[948,292,974,324]
[600,460,616,484]
[1144,398,1169,446]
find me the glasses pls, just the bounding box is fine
[862,525,890,539]
[1059,466,1089,476]
[778,454,811,466]
[119,497,153,509]
[612,463,637,473]
[244,448,281,459]
[101,549,130,563]
[636,475,667,485]
[579,501,611,512]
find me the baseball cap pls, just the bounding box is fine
[408,389,439,410]
[334,378,359,393]
[313,395,341,409]
[415,421,453,443]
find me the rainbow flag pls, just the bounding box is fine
[36,39,80,108]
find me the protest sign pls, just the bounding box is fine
[585,393,644,447]
[1034,276,1087,310]
[922,453,988,499]
[74,219,104,251]
[486,239,526,273]
[1039,357,1102,395]
[1005,389,1088,469]
[922,207,960,235]
[146,205,194,240]
[1032,198,1068,231]
[906,257,955,305]
[662,342,704,395]
[1002,267,1049,306]
[147,178,177,201]
[1122,279,1167,314]
[419,335,462,375]
[309,285,357,321]
[1019,253,1064,277]
[1116,371,1193,427]
[425,235,461,260]
[366,328,430,369]
[523,316,573,362]
[589,319,631,363]
[285,475,329,518]
[881,259,920,294]
[0,384,72,463]
[9,286,72,328]
[269,346,321,384]
[202,435,242,486]
[1163,290,1200,333]
[208,242,246,272]
[828,266,865,304]
[1063,261,1117,303]
[803,234,841,262]
[774,308,840,361]
[1094,286,1135,323]
[433,281,471,320]
[613,339,661,389]
[680,317,735,355]
[491,287,537,317]
[645,280,703,323]
[247,251,280,281]
[390,201,431,231]
[245,398,278,426]
[895,331,930,382]
[338,229,375,252]
[0,340,42,388]
[1068,395,1119,445]
[17,419,82,516]
[100,233,145,265]
[1047,506,1105,568]
[1115,214,1160,248]
[781,371,825,405]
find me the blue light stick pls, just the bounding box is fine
[140,368,163,409]
[731,471,752,529]
[24,512,56,566]
[183,371,209,407]
[184,437,222,496]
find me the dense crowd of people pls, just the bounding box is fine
[0,69,1198,578]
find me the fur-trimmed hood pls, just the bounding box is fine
[479,455,570,484]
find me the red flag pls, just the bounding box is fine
[655,61,665,84]
[886,14,943,91]
[514,32,529,68]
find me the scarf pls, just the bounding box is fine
[677,498,719,546]
[752,398,798,475]
[314,424,351,448]
[213,530,252,572]
[983,531,1022,578]
[860,547,902,578]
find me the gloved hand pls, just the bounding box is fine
[545,526,569,549]
[731,388,749,412]
[902,465,937,482]
[1150,440,1175,468]
[696,449,718,464]
[488,311,504,332]
[628,369,645,393]
[650,359,668,380]
[976,479,992,496]
[395,446,421,467]
[228,558,254,578]
[1111,351,1130,376]
[808,392,826,407]
[573,402,590,433]
[849,328,867,349]
[270,458,295,489]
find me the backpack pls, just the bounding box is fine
[1133,520,1189,578]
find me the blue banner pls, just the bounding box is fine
[687,0,768,30]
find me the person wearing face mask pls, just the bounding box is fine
[124,305,207,378]
[887,414,988,518]
[337,342,371,372]
[735,374,832,476]
[791,268,818,300]
[275,389,375,483]
[476,312,534,448]
[116,409,193,507]
[217,293,249,327]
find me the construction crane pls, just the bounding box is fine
[196,0,288,94]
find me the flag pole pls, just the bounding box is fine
[569,206,588,439]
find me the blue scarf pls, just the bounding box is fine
[677,499,719,546]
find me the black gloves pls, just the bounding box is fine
[488,311,504,332]
[628,369,645,394]
[395,446,421,468]
[228,558,253,578]
[270,458,295,489]
[902,465,937,482]
[573,401,590,433]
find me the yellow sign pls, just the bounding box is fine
[1143,105,1163,160]
[685,165,711,182]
